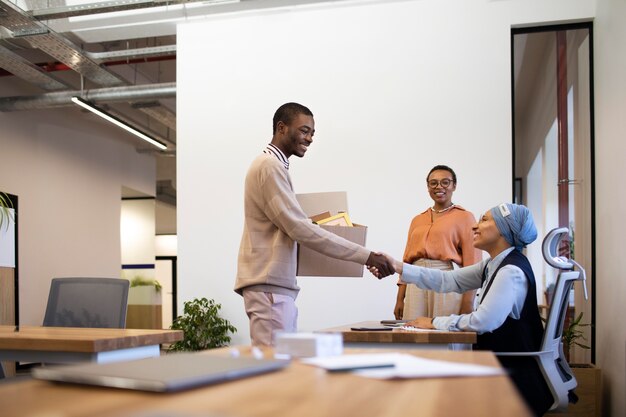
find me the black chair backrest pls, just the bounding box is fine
[43,277,129,328]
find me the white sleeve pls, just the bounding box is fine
[433,265,528,333]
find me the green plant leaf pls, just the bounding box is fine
[562,311,592,359]
[129,276,162,292]
[0,192,15,232]
[167,297,237,352]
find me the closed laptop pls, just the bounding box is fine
[33,352,290,392]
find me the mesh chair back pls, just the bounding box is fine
[540,227,587,409]
[43,278,129,328]
[542,271,579,383]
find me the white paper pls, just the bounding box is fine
[301,353,397,371]
[301,353,504,379]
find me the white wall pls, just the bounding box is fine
[156,234,177,257]
[156,234,177,326]
[178,0,594,339]
[180,3,626,413]
[593,0,626,416]
[121,199,156,266]
[121,198,157,302]
[0,107,156,325]
[177,2,626,414]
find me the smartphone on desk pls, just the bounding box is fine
[380,320,408,327]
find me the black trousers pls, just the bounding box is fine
[498,356,554,417]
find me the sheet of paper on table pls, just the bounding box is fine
[301,353,504,379]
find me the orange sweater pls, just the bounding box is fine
[402,206,481,267]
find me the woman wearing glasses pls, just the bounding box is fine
[376,204,552,416]
[394,165,481,321]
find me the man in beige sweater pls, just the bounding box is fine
[235,102,394,346]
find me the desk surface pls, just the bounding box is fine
[319,321,477,345]
[0,347,531,417]
[0,326,183,353]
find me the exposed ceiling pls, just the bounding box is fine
[0,0,185,228]
[0,0,367,232]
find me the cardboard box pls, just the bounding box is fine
[295,192,367,277]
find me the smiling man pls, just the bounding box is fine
[235,102,394,346]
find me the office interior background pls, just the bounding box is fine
[0,0,623,415]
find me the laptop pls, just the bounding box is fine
[32,352,290,392]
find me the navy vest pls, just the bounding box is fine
[475,249,544,352]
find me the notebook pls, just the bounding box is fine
[32,352,290,392]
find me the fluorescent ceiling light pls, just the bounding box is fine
[67,0,241,22]
[71,96,167,150]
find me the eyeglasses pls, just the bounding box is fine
[427,178,454,189]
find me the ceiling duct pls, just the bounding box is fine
[0,82,176,111]
[29,0,207,20]
[0,44,67,90]
[0,0,125,86]
[0,0,177,135]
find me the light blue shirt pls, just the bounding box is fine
[400,247,529,334]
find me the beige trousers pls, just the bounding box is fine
[402,258,461,320]
[243,290,297,347]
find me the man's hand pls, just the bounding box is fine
[366,252,395,278]
[368,253,403,279]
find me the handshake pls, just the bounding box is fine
[365,252,402,279]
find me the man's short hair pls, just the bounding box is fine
[273,102,313,134]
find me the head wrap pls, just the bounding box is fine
[490,203,537,251]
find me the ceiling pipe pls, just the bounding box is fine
[0,54,176,77]
[0,82,175,111]
[0,55,176,77]
[87,44,176,61]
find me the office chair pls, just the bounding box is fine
[496,227,588,411]
[43,277,129,328]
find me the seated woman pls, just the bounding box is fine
[373,203,553,417]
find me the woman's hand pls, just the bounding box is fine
[394,284,407,320]
[405,317,435,329]
[393,300,404,320]
[459,290,477,314]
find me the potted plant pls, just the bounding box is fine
[168,297,236,352]
[130,276,162,291]
[128,276,162,305]
[126,276,163,329]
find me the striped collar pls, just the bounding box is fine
[263,143,289,170]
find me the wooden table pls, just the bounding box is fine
[0,326,183,365]
[0,347,532,417]
[318,321,477,350]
